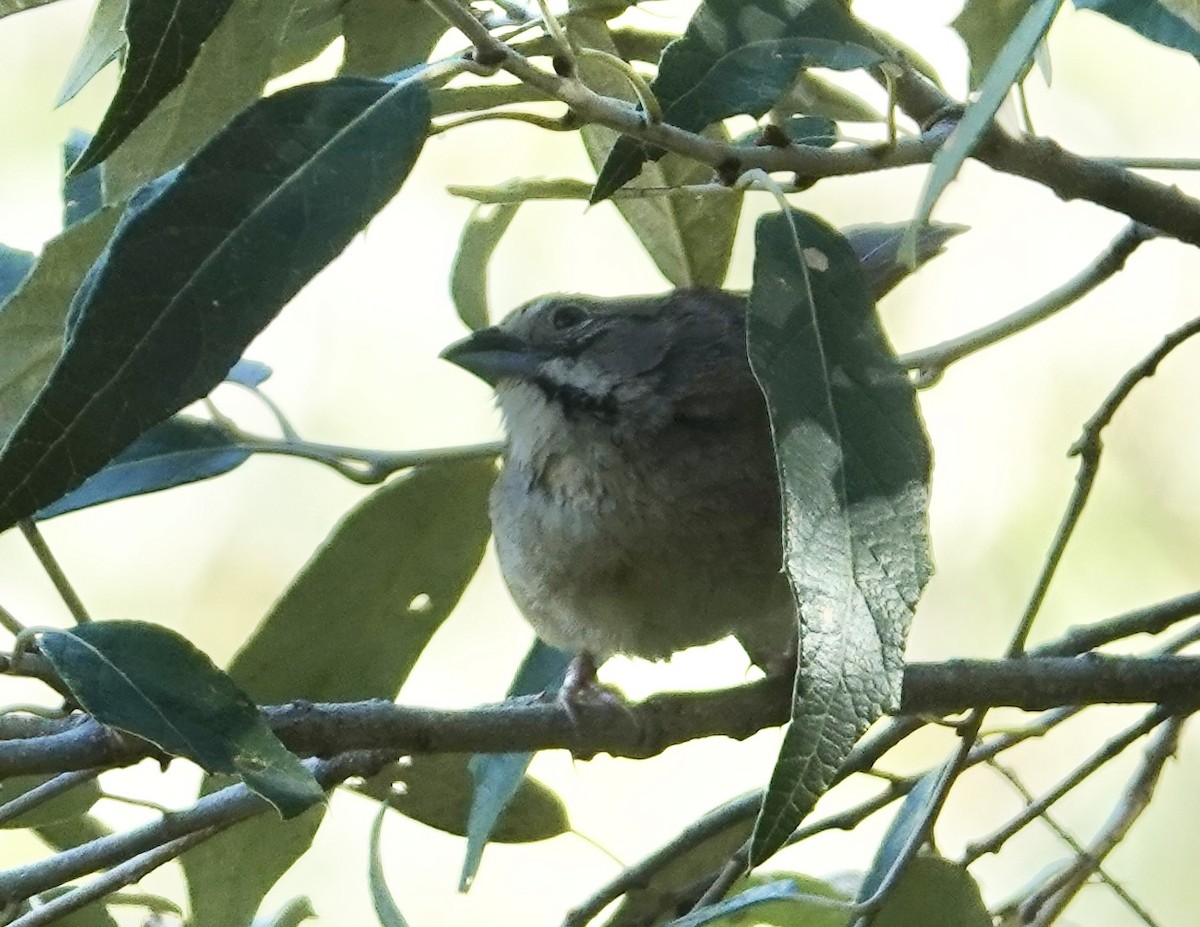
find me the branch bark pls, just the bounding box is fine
[3,657,1200,778]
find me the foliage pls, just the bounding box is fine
[0,1,1198,926]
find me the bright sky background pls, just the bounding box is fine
[1,1,1199,925]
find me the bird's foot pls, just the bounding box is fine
[557,651,628,725]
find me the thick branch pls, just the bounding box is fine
[4,658,1200,778]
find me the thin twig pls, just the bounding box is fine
[1010,313,1200,657]
[0,604,24,638]
[17,522,90,625]
[986,760,1162,927]
[898,222,1158,382]
[0,769,101,827]
[0,750,395,906]
[962,706,1170,863]
[1033,589,1200,658]
[7,829,217,927]
[1022,716,1185,926]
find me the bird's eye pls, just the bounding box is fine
[551,304,587,330]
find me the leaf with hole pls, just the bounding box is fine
[227,459,494,703]
[0,74,431,532]
[37,622,324,816]
[746,210,932,865]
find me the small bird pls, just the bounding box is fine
[440,289,797,692]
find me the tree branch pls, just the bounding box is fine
[4,658,1200,778]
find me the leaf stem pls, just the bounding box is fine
[17,522,90,625]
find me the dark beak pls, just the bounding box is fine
[439,327,543,385]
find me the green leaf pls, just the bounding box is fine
[35,415,252,520]
[0,774,101,828]
[571,11,740,287]
[774,72,884,123]
[63,131,104,228]
[592,0,876,202]
[1074,0,1200,54]
[228,459,493,703]
[340,0,448,77]
[710,874,850,927]
[11,889,119,927]
[182,778,324,927]
[857,770,940,902]
[905,0,1063,261]
[270,0,343,77]
[0,208,121,447]
[37,621,325,817]
[872,856,991,927]
[0,0,63,19]
[56,0,127,107]
[451,203,520,331]
[953,0,1041,89]
[662,879,833,927]
[605,802,756,927]
[746,210,932,864]
[72,0,239,173]
[0,76,431,532]
[100,0,303,203]
[368,803,410,927]
[354,754,568,846]
[253,896,318,927]
[0,245,34,299]
[460,641,572,890]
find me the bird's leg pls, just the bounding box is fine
[558,651,629,725]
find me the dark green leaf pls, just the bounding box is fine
[100,0,312,204]
[63,131,104,228]
[1074,0,1200,54]
[872,856,991,927]
[0,208,121,446]
[55,0,127,107]
[35,415,251,520]
[340,0,448,77]
[592,0,876,202]
[0,245,34,300]
[181,779,324,927]
[0,76,431,532]
[572,12,740,287]
[355,754,568,845]
[0,774,101,828]
[71,0,238,173]
[228,459,493,702]
[732,116,838,148]
[37,622,324,816]
[906,0,1063,261]
[667,39,881,132]
[451,203,520,331]
[842,222,967,300]
[857,770,940,901]
[369,803,410,927]
[746,210,932,864]
[953,0,1041,89]
[461,640,572,889]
